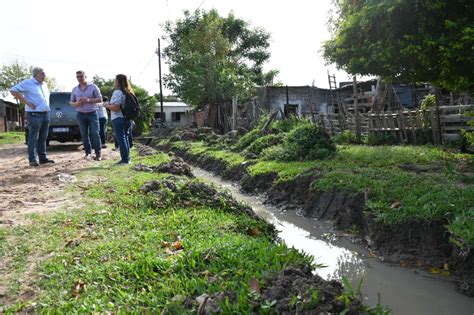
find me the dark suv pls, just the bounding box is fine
[25,92,82,145]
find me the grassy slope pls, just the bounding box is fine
[1,151,323,313]
[0,132,24,146]
[176,141,474,248]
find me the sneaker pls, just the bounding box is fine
[39,159,55,164]
[94,156,102,161]
[84,154,92,160]
[29,161,39,167]
[115,161,130,165]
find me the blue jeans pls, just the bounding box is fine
[112,117,131,163]
[99,117,107,145]
[27,112,50,163]
[77,111,101,156]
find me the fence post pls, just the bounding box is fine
[353,76,361,142]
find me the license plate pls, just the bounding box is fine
[52,127,69,132]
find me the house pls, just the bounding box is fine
[154,101,195,127]
[0,92,23,132]
[256,85,334,117]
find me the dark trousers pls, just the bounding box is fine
[27,112,50,162]
[99,117,107,145]
[112,117,132,163]
[77,111,101,156]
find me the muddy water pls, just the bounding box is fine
[192,167,474,315]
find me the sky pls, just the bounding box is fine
[0,0,357,95]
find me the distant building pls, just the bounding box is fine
[256,85,334,117]
[0,92,23,132]
[154,101,195,127]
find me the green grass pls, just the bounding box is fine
[176,141,246,169]
[0,132,24,145]
[1,150,320,313]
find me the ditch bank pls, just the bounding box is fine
[158,142,473,296]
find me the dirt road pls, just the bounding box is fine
[0,142,118,227]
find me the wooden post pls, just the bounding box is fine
[399,110,408,143]
[435,88,443,144]
[353,76,361,142]
[429,109,438,144]
[409,110,418,145]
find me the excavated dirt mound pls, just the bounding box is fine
[261,266,361,314]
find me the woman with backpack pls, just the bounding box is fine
[104,74,135,165]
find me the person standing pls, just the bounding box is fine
[98,96,109,148]
[70,70,102,160]
[10,67,54,166]
[104,74,133,165]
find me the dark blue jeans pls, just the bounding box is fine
[77,111,101,156]
[99,117,108,145]
[27,112,50,163]
[112,117,132,163]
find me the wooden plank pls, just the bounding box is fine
[442,126,474,131]
[439,104,474,111]
[442,133,462,141]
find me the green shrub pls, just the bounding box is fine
[234,128,260,151]
[332,131,358,145]
[277,123,336,161]
[461,112,474,147]
[420,94,436,110]
[273,114,302,132]
[246,133,284,155]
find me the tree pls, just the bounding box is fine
[323,0,474,93]
[163,9,277,108]
[93,76,156,135]
[0,60,58,96]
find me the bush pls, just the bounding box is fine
[266,123,335,161]
[332,131,359,145]
[246,133,284,155]
[273,114,302,132]
[234,128,261,151]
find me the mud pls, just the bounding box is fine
[261,266,361,314]
[160,142,474,296]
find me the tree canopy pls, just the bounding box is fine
[163,9,278,108]
[0,61,59,96]
[323,0,474,92]
[93,76,156,135]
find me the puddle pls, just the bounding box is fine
[192,167,474,314]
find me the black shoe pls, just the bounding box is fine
[39,159,55,164]
[29,161,39,167]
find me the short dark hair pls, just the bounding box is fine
[76,70,85,76]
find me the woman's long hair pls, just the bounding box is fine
[115,74,135,95]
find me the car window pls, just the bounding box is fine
[50,93,71,107]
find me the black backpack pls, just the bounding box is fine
[121,91,140,120]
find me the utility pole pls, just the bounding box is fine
[157,38,164,124]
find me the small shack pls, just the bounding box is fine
[0,92,23,132]
[155,102,194,128]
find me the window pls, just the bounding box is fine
[171,112,185,122]
[284,104,298,116]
